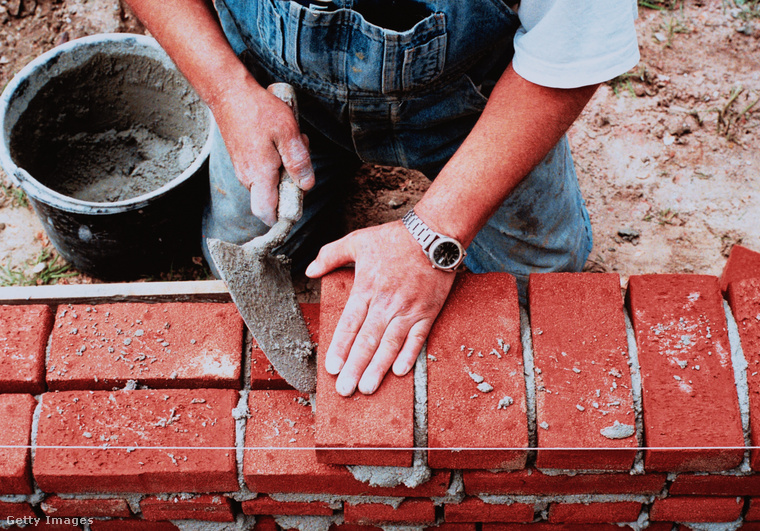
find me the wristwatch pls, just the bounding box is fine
[402,209,466,272]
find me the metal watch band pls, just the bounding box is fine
[402,209,440,251]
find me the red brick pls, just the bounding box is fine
[747,498,760,520]
[444,497,534,523]
[90,521,179,531]
[650,496,744,522]
[0,501,36,519]
[548,501,642,523]
[669,474,760,496]
[34,388,238,493]
[530,273,637,470]
[425,524,476,531]
[344,499,436,525]
[0,394,36,494]
[329,524,382,531]
[47,302,243,390]
[483,525,629,531]
[250,303,319,390]
[464,468,666,496]
[741,524,760,531]
[244,389,450,496]
[255,516,279,531]
[41,496,131,517]
[0,304,52,394]
[727,278,760,470]
[315,269,414,466]
[242,495,334,516]
[427,273,528,470]
[140,494,234,521]
[720,244,760,293]
[628,275,744,472]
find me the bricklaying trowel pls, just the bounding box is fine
[206,83,316,393]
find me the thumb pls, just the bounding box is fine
[305,237,355,278]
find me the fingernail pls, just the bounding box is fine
[325,355,343,375]
[359,378,379,395]
[305,262,317,277]
[336,378,355,397]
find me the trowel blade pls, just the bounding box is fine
[207,238,316,393]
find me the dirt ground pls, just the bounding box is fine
[0,0,758,287]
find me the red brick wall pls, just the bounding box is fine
[0,244,759,528]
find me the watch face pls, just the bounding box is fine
[431,239,462,269]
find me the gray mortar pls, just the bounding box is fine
[680,520,742,531]
[9,52,207,203]
[724,300,751,472]
[229,390,258,501]
[477,493,653,505]
[519,307,538,462]
[171,517,257,531]
[623,308,646,475]
[274,515,341,531]
[348,346,431,489]
[269,492,404,509]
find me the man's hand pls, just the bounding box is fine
[213,82,315,226]
[305,221,455,396]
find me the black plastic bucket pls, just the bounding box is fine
[0,34,213,280]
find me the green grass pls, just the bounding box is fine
[0,182,29,209]
[0,248,77,287]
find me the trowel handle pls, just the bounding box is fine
[242,84,304,254]
[268,82,304,224]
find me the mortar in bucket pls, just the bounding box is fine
[0,33,213,280]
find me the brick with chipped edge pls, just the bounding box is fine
[530,273,637,471]
[0,394,36,494]
[649,496,744,522]
[242,495,334,516]
[720,244,760,293]
[444,497,534,523]
[315,269,414,466]
[140,494,234,521]
[34,389,238,493]
[0,304,52,394]
[244,389,449,496]
[628,274,744,472]
[41,496,131,517]
[427,272,528,470]
[344,499,436,525]
[548,500,642,523]
[47,302,243,391]
[464,468,666,495]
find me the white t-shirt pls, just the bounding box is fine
[512,0,640,88]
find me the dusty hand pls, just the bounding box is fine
[305,221,455,396]
[213,81,314,226]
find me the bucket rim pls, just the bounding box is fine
[0,32,214,215]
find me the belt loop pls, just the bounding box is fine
[285,1,303,74]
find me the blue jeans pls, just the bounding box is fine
[202,0,593,303]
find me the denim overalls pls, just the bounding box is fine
[202,0,593,302]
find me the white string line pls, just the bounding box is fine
[4,445,759,451]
